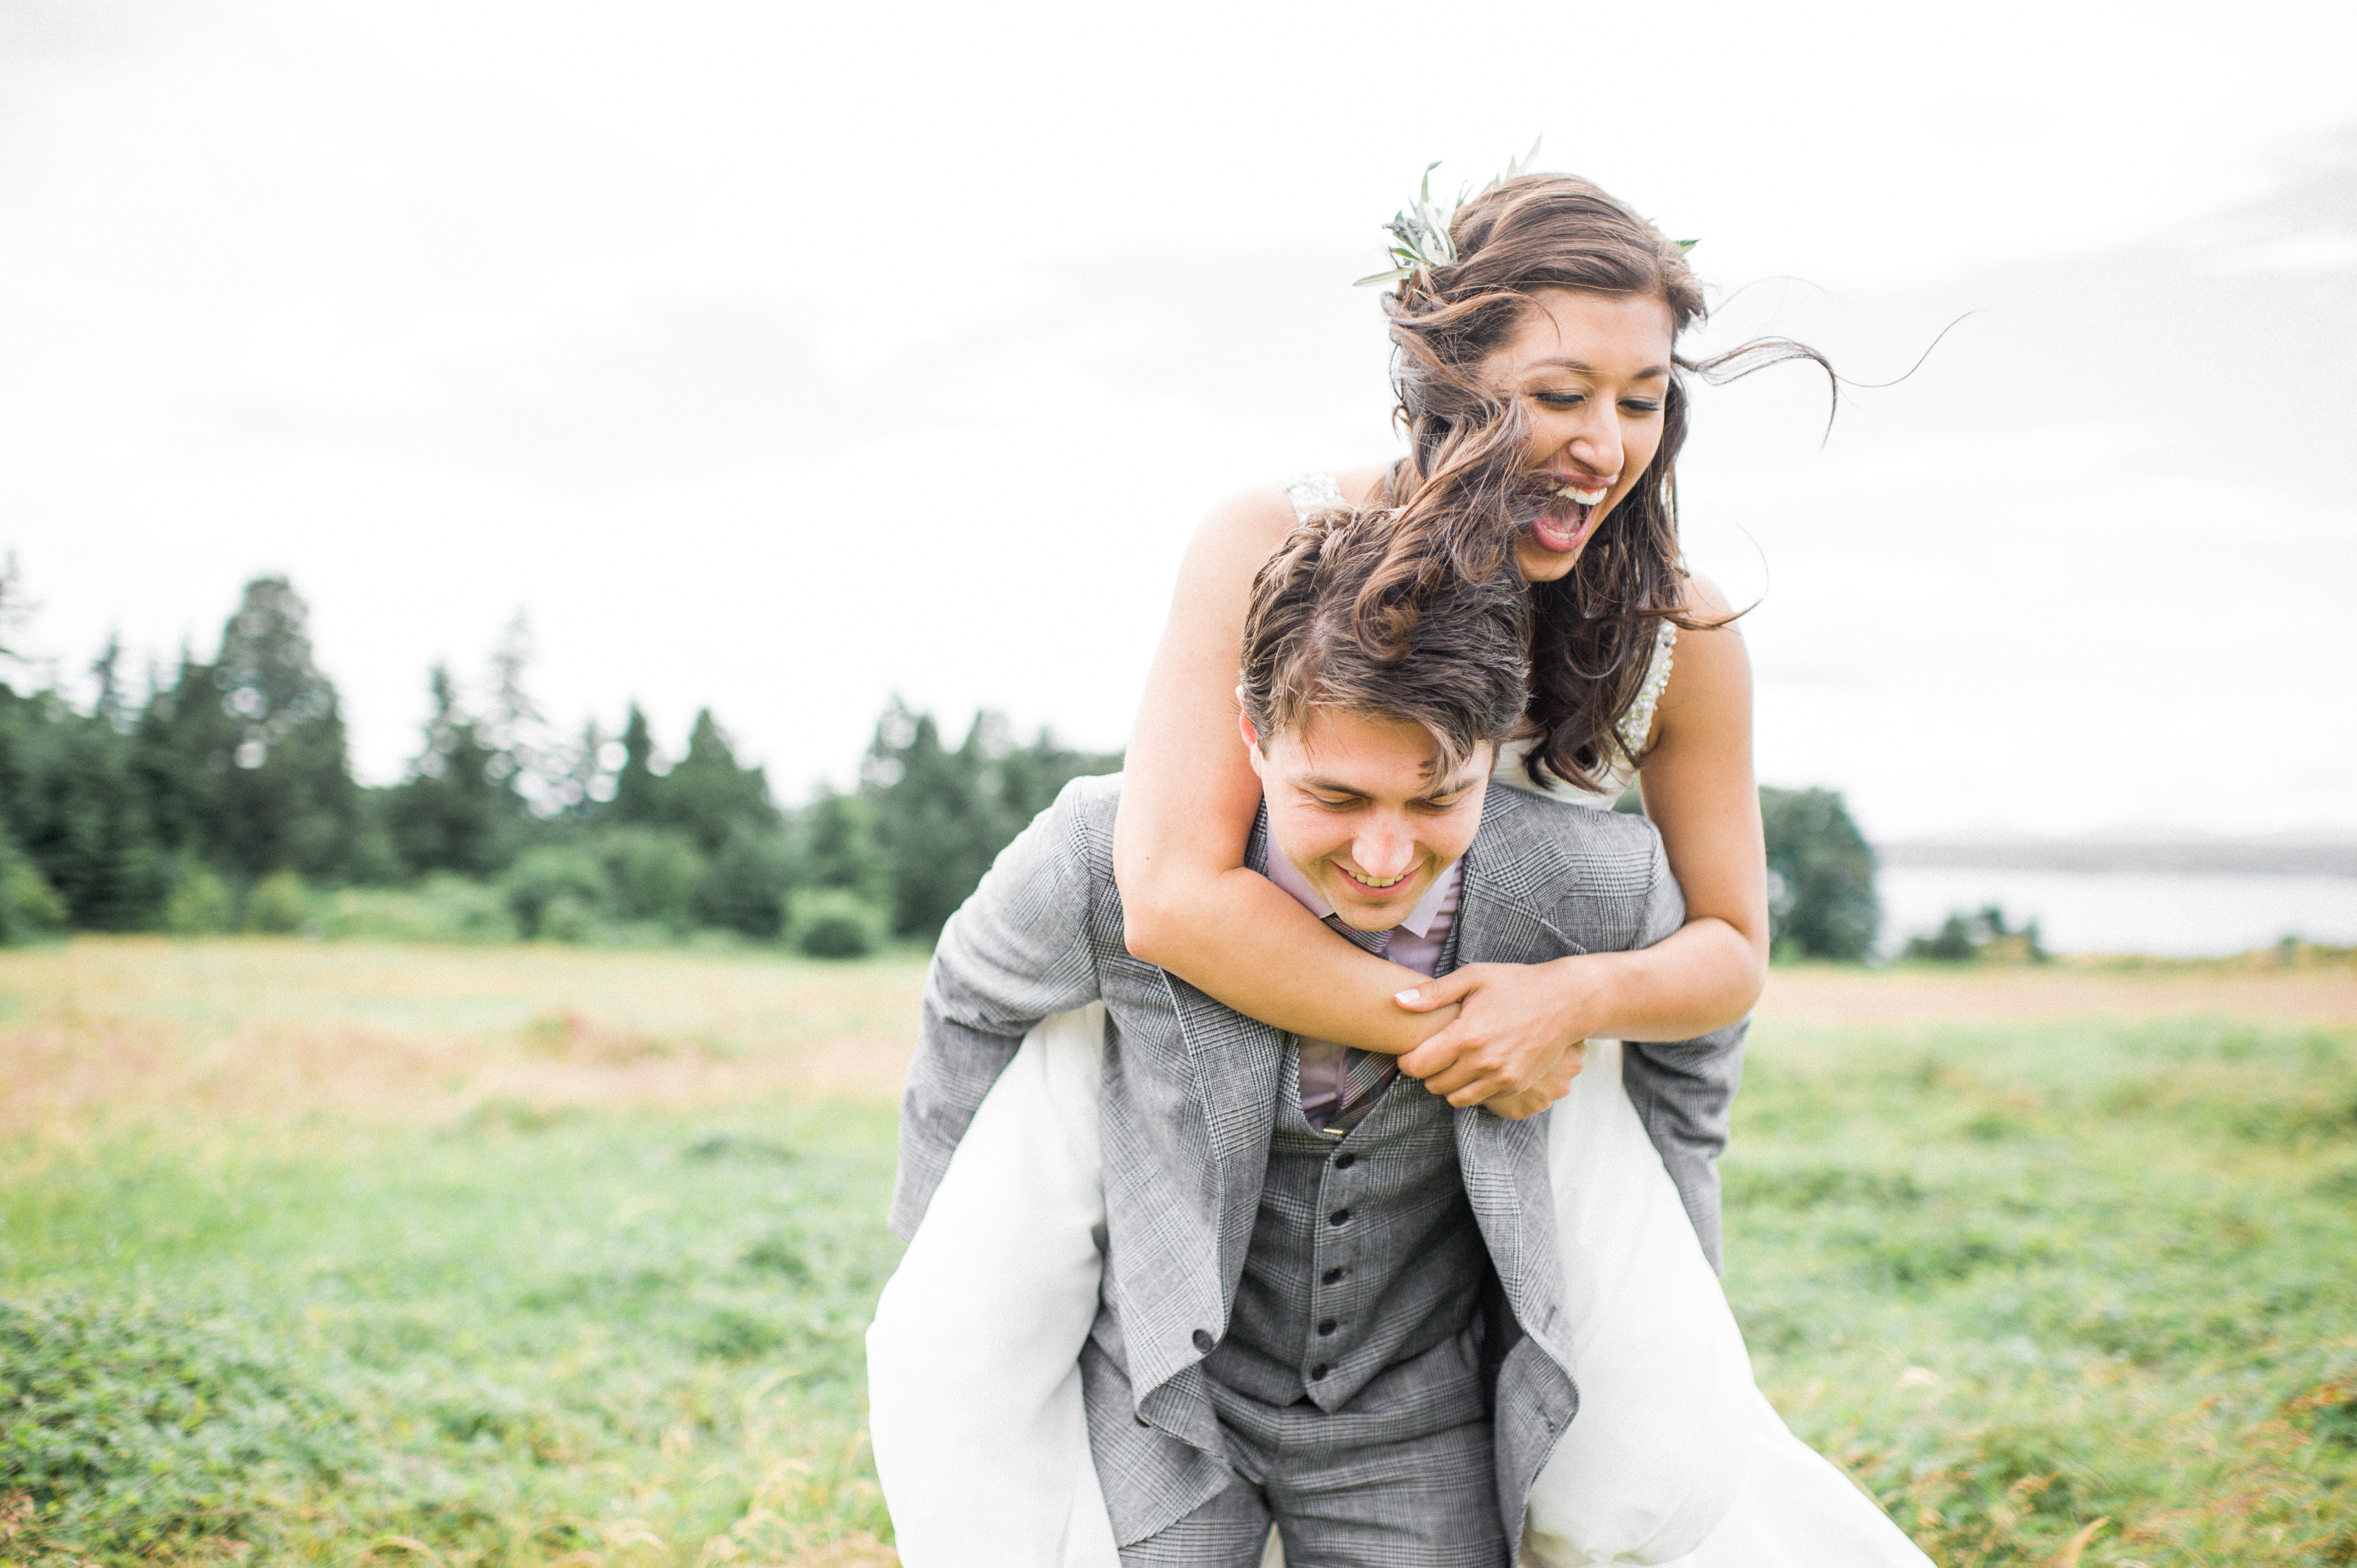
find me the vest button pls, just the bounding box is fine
[1328,1207,1351,1226]
[1321,1268,1343,1285]
[1192,1328,1215,1353]
[1317,1318,1336,1336]
[1310,1363,1330,1379]
[1332,1152,1356,1170]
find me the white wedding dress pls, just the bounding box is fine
[866,477,1932,1568]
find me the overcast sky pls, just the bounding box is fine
[3,0,2353,840]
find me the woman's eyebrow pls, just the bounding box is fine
[1525,357,1671,380]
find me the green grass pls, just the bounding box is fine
[1726,1011,2357,1566]
[2,940,2354,1565]
[3,1103,904,1566]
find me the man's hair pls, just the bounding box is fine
[1239,508,1530,768]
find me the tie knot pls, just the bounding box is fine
[1326,915,1393,957]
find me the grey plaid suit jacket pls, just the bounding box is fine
[889,773,1747,1544]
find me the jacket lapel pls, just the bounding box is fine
[1158,806,1291,1297]
[1447,785,1578,1364]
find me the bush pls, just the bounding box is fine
[0,1291,362,1558]
[241,869,312,934]
[163,862,234,935]
[599,827,706,931]
[789,888,888,959]
[316,875,518,943]
[0,833,67,945]
[693,826,798,940]
[1758,786,1880,961]
[1906,904,2047,963]
[504,844,610,939]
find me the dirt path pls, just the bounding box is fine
[1758,962,2357,1026]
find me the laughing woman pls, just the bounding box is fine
[868,169,1933,1567]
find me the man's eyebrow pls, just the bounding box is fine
[1299,775,1370,797]
[1524,357,1671,381]
[1298,767,1481,799]
[1414,771,1484,802]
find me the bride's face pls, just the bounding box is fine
[1480,288,1677,584]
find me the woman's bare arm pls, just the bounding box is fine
[1114,478,1452,1057]
[1116,483,1767,1106]
[1397,575,1769,1105]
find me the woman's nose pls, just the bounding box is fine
[1567,405,1624,474]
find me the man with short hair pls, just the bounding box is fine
[877,512,1744,1565]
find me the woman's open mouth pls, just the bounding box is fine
[1529,480,1607,555]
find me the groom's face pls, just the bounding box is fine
[1243,708,1494,932]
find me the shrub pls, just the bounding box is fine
[0,833,67,945]
[598,827,706,931]
[693,825,798,940]
[241,869,312,934]
[789,888,889,959]
[163,861,234,935]
[1906,904,2047,963]
[504,844,609,939]
[1758,786,1880,961]
[316,875,517,943]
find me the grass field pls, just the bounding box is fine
[2,938,2353,1566]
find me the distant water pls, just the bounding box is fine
[1876,866,2357,958]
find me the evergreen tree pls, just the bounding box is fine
[799,789,888,905]
[0,683,166,929]
[863,699,1120,938]
[382,666,522,878]
[664,709,778,854]
[129,579,360,884]
[610,703,664,826]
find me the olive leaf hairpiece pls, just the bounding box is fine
[1353,139,1703,287]
[1354,138,1543,289]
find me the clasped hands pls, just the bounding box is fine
[1391,956,1598,1121]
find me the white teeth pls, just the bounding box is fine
[1346,869,1408,889]
[1554,483,1607,506]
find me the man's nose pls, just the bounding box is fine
[1352,816,1415,881]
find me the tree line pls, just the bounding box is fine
[0,572,1119,955]
[0,569,1880,960]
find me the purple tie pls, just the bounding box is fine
[1303,919,1399,1137]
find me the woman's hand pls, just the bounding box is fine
[1485,1040,1590,1121]
[1394,956,1600,1107]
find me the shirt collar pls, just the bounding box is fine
[1260,817,1464,940]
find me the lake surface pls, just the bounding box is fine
[1876,866,2357,958]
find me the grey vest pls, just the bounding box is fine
[1206,1044,1488,1414]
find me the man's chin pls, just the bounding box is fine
[1324,879,1429,932]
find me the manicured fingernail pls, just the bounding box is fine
[1394,989,1419,1003]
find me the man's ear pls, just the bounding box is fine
[1238,709,1269,783]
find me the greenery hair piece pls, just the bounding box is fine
[1354,142,1702,288]
[1354,139,1543,288]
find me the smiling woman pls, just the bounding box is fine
[1117,171,1831,1086]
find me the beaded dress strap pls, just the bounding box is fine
[1282,471,1344,525]
[1614,620,1678,762]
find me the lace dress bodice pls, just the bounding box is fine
[1283,471,1676,812]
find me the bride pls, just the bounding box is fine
[869,164,1931,1567]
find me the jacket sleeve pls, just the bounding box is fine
[888,781,1107,1239]
[1614,826,1748,1275]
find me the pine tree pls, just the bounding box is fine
[382,665,521,878]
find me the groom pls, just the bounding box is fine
[885,513,1746,1564]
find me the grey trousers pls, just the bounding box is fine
[1119,1333,1509,1568]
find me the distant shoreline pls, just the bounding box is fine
[1876,838,2357,879]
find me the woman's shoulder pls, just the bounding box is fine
[1190,464,1389,554]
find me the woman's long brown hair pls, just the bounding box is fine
[1346,172,1831,792]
